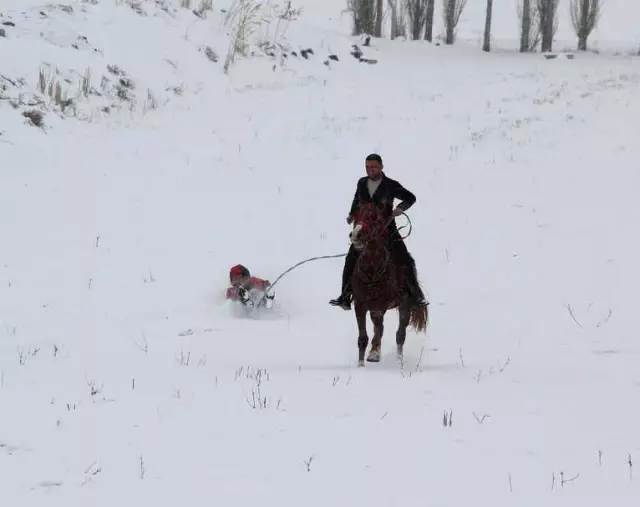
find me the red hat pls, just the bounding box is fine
[230,264,250,279]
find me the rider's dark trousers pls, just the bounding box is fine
[341,245,358,293]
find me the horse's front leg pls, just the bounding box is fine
[367,311,384,362]
[354,302,368,367]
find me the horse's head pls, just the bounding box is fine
[349,222,367,250]
[349,204,389,251]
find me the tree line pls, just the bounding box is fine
[347,0,603,53]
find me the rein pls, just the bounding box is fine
[354,211,413,246]
[352,211,412,284]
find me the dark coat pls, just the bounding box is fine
[348,172,416,236]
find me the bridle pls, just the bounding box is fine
[349,210,412,251]
[349,209,412,285]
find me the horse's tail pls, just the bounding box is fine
[409,304,429,333]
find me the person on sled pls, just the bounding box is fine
[329,153,428,311]
[226,264,275,308]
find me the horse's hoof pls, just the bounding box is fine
[367,349,381,362]
[358,360,365,368]
[396,345,404,362]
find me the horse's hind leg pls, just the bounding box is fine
[396,304,410,362]
[355,302,368,367]
[367,311,384,362]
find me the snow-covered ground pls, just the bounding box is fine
[1,0,640,505]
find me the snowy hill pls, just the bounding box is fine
[0,0,367,132]
[1,0,640,505]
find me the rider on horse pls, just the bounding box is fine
[329,153,428,311]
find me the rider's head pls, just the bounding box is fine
[365,153,383,181]
[230,264,250,286]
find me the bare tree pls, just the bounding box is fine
[517,0,540,51]
[537,0,559,52]
[570,0,601,51]
[423,0,435,41]
[405,0,429,40]
[389,0,408,39]
[374,0,383,37]
[482,0,493,52]
[348,0,376,36]
[442,0,468,45]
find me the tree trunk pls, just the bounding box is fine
[482,0,493,52]
[539,0,556,53]
[577,0,589,50]
[541,20,552,52]
[375,0,383,37]
[411,4,422,40]
[445,0,455,44]
[520,0,531,52]
[390,0,398,39]
[424,0,435,41]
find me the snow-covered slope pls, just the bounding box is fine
[1,1,640,505]
[0,0,366,131]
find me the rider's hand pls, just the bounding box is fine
[346,215,354,224]
[392,207,403,217]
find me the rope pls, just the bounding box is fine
[267,253,348,291]
[396,212,412,239]
[364,211,412,243]
[253,253,346,308]
[254,212,412,306]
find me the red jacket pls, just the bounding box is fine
[226,277,271,300]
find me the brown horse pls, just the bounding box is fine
[349,203,428,367]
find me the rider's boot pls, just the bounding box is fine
[329,289,352,310]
